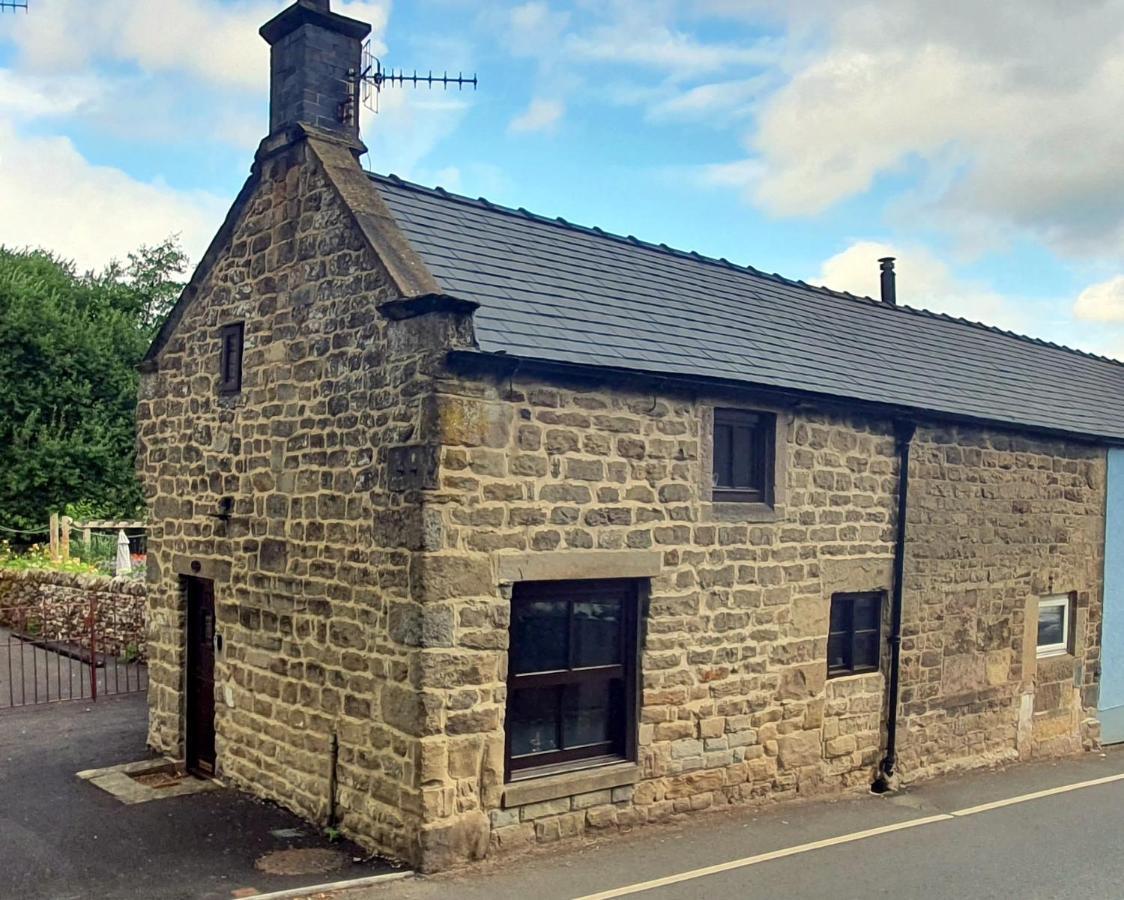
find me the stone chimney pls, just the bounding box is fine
[259,0,371,142]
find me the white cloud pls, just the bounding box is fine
[508,97,564,134]
[0,123,226,272]
[360,88,472,180]
[707,0,1124,260]
[816,240,1025,333]
[0,69,107,120]
[1074,276,1124,322]
[507,2,572,56]
[4,0,388,91]
[568,22,775,76]
[646,76,767,123]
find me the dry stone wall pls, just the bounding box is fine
[0,569,146,659]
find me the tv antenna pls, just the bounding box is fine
[0,1,29,10]
[352,39,478,118]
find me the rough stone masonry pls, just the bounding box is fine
[136,0,1112,875]
[137,139,1106,862]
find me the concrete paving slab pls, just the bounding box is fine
[77,757,223,804]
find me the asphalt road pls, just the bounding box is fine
[0,693,396,900]
[346,748,1124,900]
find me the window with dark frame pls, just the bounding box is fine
[218,322,244,394]
[827,592,883,677]
[712,408,775,504]
[505,579,640,780]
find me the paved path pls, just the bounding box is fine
[0,625,146,708]
[0,693,398,899]
[342,748,1124,900]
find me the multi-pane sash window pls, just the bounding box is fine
[505,579,639,779]
[712,408,774,503]
[1037,595,1072,657]
[219,322,244,394]
[828,592,883,677]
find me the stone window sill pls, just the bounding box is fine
[702,502,781,524]
[502,761,640,808]
[827,669,884,684]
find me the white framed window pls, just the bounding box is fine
[1037,595,1072,657]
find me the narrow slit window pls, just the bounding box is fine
[712,409,774,504]
[219,322,244,394]
[827,592,883,677]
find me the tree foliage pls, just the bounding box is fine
[0,239,187,533]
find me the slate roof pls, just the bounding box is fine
[371,173,1124,443]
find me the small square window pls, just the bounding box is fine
[827,592,883,677]
[712,408,775,504]
[1037,595,1072,657]
[219,322,244,394]
[506,579,640,781]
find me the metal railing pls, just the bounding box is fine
[0,597,147,709]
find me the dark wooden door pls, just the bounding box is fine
[185,577,216,777]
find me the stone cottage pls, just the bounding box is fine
[137,0,1124,873]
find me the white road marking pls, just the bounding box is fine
[571,815,953,900]
[572,770,1124,900]
[948,771,1124,818]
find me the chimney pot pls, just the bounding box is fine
[878,256,897,306]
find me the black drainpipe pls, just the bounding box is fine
[873,418,915,793]
[327,731,339,828]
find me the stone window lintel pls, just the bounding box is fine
[495,550,662,585]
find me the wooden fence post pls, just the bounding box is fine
[49,512,59,561]
[60,515,71,561]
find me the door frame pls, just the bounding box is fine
[183,575,217,776]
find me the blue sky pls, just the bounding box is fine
[1,0,1122,359]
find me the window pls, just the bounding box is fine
[218,322,244,394]
[505,579,640,780]
[1037,595,1072,657]
[827,592,883,677]
[712,408,774,504]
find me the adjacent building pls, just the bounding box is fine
[137,0,1124,873]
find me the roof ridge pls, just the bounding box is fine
[366,171,1124,371]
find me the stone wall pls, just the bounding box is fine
[897,428,1105,776]
[136,134,450,863]
[0,569,146,660]
[412,366,1107,864]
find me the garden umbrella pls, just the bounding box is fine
[115,530,132,575]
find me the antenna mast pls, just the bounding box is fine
[355,40,478,116]
[0,1,29,10]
